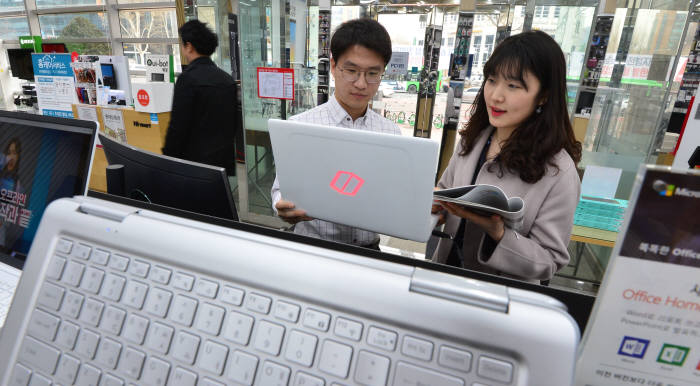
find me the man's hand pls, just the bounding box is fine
[438,201,505,241]
[275,199,313,224]
[431,203,447,226]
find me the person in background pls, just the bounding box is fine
[0,137,22,249]
[270,18,400,249]
[163,19,238,176]
[433,31,582,283]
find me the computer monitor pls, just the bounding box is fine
[100,63,116,89]
[99,133,238,221]
[6,49,34,81]
[0,111,97,260]
[41,43,67,53]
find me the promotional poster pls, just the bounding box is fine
[576,167,700,386]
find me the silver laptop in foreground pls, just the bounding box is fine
[0,196,579,385]
[269,119,439,242]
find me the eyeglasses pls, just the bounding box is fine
[338,67,384,84]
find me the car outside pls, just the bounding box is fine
[379,80,403,97]
[462,87,481,104]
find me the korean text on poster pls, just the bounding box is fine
[257,67,294,100]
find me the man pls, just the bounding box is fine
[163,20,238,176]
[271,18,400,249]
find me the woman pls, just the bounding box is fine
[0,137,22,250]
[433,31,582,283]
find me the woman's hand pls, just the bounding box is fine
[438,201,505,242]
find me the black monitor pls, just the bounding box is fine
[41,43,68,53]
[100,63,116,89]
[0,111,97,264]
[7,49,35,81]
[99,133,238,221]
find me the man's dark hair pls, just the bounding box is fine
[179,20,218,56]
[331,18,392,65]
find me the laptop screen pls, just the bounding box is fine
[0,112,96,260]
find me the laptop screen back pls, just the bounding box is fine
[0,112,96,259]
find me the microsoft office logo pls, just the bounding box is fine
[330,171,364,196]
[653,180,675,197]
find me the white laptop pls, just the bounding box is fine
[269,119,439,242]
[0,195,580,385]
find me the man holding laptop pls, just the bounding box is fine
[271,18,400,249]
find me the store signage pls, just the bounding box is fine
[136,89,150,106]
[19,35,42,52]
[386,52,409,76]
[575,166,700,386]
[257,67,294,100]
[31,53,75,118]
[145,54,173,83]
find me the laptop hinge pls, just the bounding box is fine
[78,202,133,222]
[410,268,509,313]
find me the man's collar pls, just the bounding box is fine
[185,56,213,69]
[328,94,370,124]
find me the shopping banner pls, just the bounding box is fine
[576,166,700,386]
[31,53,76,118]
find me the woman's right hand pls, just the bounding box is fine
[275,199,313,224]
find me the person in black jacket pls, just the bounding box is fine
[163,20,237,175]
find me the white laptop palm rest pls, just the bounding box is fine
[269,119,439,242]
[0,197,579,385]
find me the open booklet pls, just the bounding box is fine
[433,184,525,228]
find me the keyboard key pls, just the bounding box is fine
[246,292,272,314]
[254,320,285,356]
[62,260,85,287]
[55,354,81,384]
[477,356,513,384]
[355,350,390,386]
[284,330,318,367]
[56,320,80,349]
[172,272,195,291]
[56,238,73,254]
[90,249,110,265]
[128,259,150,278]
[9,363,31,386]
[196,303,225,335]
[171,367,197,386]
[274,300,300,323]
[101,373,125,386]
[80,266,105,294]
[123,313,149,344]
[227,350,259,385]
[144,287,172,318]
[28,373,51,386]
[101,273,126,301]
[438,346,472,373]
[150,266,172,284]
[61,291,84,318]
[222,311,254,345]
[75,328,100,359]
[72,243,92,260]
[145,322,174,354]
[169,295,198,326]
[19,336,60,375]
[294,372,325,386]
[142,356,170,386]
[259,361,291,386]
[119,347,145,379]
[172,331,200,365]
[402,335,433,361]
[46,254,66,280]
[198,340,229,375]
[394,362,464,386]
[100,306,127,336]
[334,317,363,341]
[108,254,129,272]
[122,280,149,309]
[76,363,101,386]
[37,281,65,311]
[319,340,353,378]
[200,378,225,386]
[367,326,397,351]
[95,337,122,369]
[28,308,60,341]
[221,285,244,306]
[194,278,218,298]
[79,298,105,326]
[303,308,331,332]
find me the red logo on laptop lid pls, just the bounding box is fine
[330,171,364,196]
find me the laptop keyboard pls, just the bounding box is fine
[8,236,518,386]
[0,262,21,329]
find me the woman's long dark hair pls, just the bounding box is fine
[1,137,21,181]
[460,30,581,183]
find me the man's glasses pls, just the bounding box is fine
[338,67,384,84]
